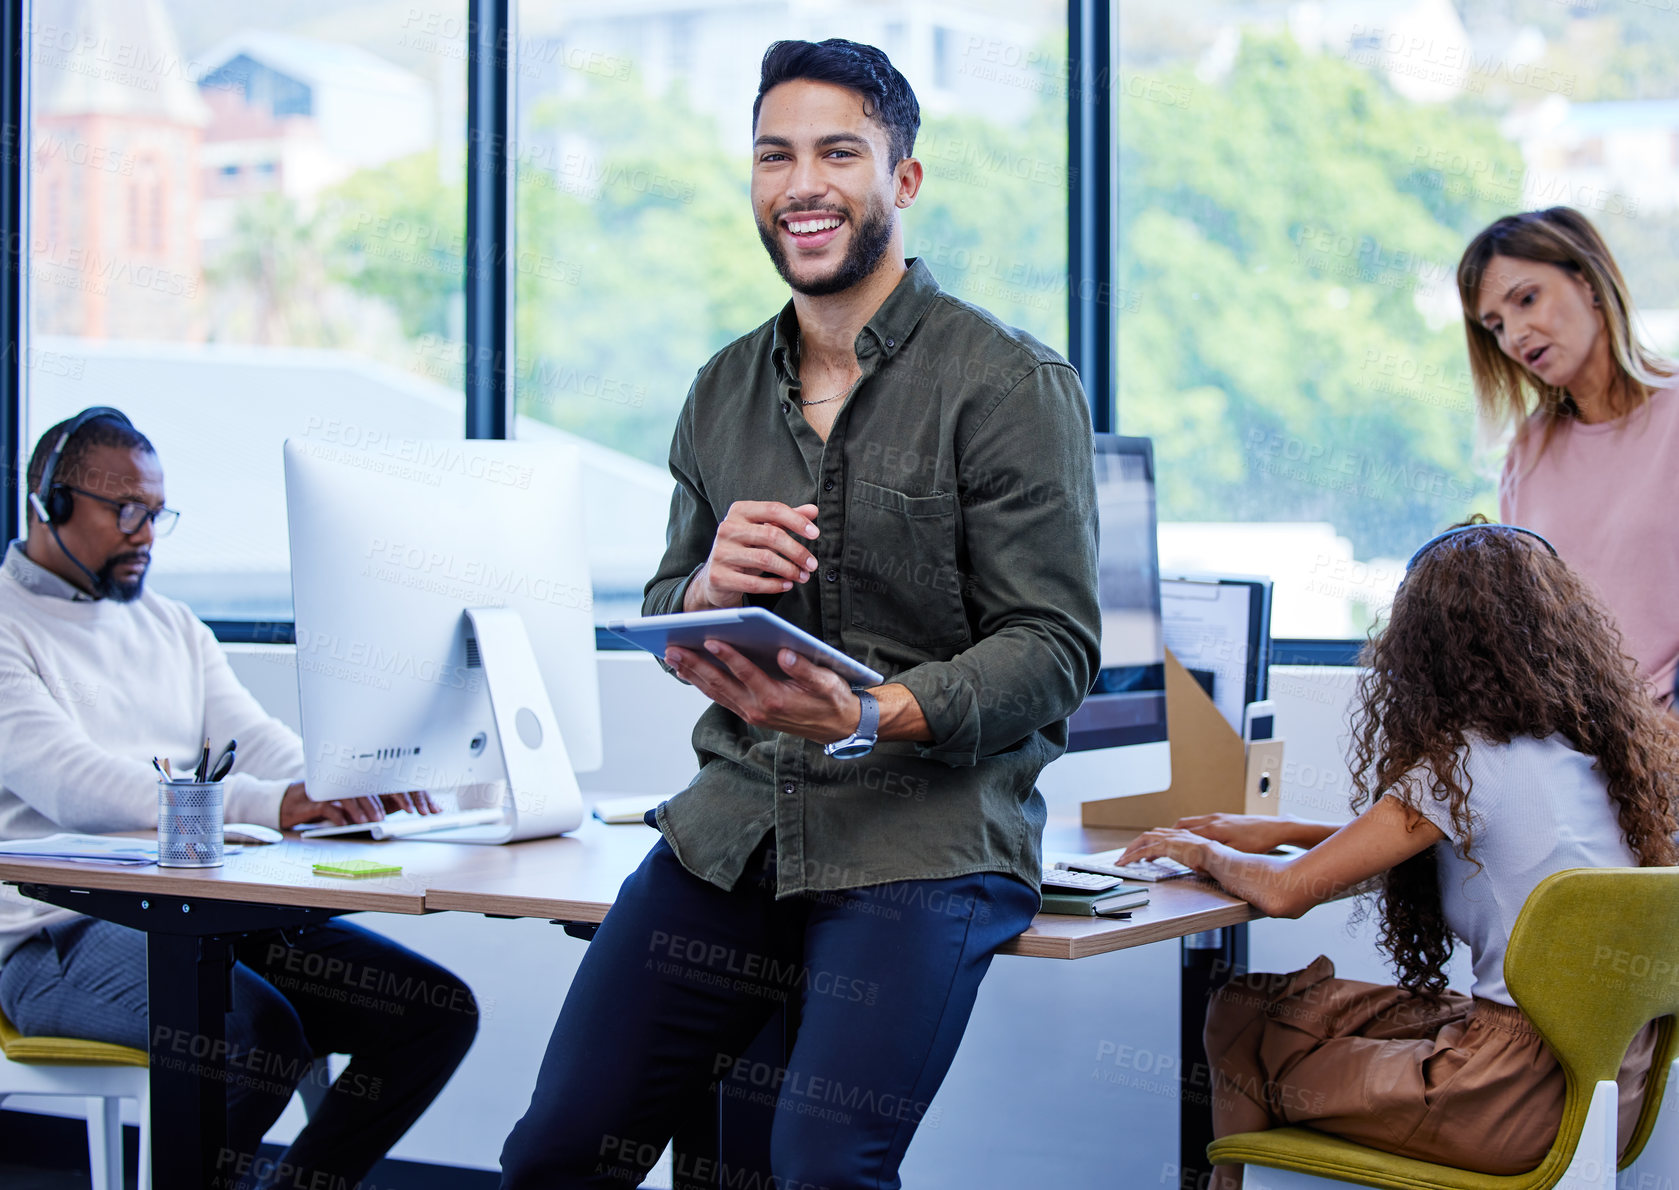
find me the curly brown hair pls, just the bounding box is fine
[1348,518,1679,995]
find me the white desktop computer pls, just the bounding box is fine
[1035,434,1172,813]
[283,437,602,842]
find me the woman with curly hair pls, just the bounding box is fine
[1117,519,1679,1188]
[1459,207,1679,704]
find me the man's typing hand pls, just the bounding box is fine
[684,501,820,611]
[278,784,442,830]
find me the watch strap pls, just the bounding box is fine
[825,690,879,757]
[854,689,879,742]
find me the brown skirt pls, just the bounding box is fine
[1204,955,1657,1176]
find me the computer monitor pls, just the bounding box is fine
[1035,434,1171,812]
[283,437,602,841]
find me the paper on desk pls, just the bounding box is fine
[1162,578,1258,733]
[0,833,157,865]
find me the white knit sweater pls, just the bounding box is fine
[0,543,302,963]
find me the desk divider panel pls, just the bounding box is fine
[1081,649,1285,830]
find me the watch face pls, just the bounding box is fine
[827,738,874,760]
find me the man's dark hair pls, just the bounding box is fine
[26,412,154,500]
[754,39,921,166]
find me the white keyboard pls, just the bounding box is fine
[298,807,505,841]
[1057,856,1196,883]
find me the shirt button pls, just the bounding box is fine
[886,338,896,348]
[824,569,838,583]
[780,401,790,414]
[823,478,835,492]
[781,782,796,796]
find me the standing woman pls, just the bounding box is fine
[1459,206,1679,703]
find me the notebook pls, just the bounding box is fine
[1039,884,1150,917]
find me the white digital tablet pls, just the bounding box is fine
[606,607,885,689]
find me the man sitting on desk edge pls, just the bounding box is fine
[499,38,1102,1189]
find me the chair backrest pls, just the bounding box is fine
[1504,866,1679,1173]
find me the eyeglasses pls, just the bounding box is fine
[63,486,181,537]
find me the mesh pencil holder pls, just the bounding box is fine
[157,780,224,868]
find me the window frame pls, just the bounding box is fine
[2,1,23,545]
[465,0,512,442]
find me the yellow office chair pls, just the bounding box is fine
[0,1005,151,1190]
[1207,866,1679,1190]
[0,1009,334,1190]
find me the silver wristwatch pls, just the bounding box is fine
[824,690,880,760]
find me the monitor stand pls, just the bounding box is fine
[408,607,586,844]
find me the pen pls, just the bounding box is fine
[162,758,173,780]
[152,757,167,778]
[209,740,237,783]
[194,736,210,782]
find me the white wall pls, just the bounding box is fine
[210,650,1458,1180]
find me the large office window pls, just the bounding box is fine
[23,0,468,619]
[14,1,1069,628]
[33,4,1671,647]
[1116,2,1678,638]
[510,1,1069,619]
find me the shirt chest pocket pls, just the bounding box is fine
[844,480,970,649]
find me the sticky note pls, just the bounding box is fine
[313,859,402,879]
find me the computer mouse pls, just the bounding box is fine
[224,823,284,845]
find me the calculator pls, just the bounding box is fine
[1041,867,1125,893]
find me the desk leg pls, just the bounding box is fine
[147,931,234,1188]
[1179,924,1247,1188]
[12,884,345,1190]
[669,998,799,1190]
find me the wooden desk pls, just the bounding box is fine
[0,833,483,913]
[0,836,485,1189]
[0,819,1258,1187]
[417,818,1259,959]
[416,817,1257,1187]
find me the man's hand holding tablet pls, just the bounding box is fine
[626,498,931,750]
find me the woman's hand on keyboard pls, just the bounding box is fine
[1116,827,1217,873]
[1173,813,1302,854]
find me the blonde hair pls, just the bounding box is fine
[1456,207,1674,438]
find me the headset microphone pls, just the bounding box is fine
[47,519,106,596]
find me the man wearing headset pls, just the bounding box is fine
[0,408,477,1188]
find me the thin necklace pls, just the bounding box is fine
[800,374,862,408]
[792,329,861,407]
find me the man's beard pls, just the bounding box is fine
[95,551,148,602]
[757,196,894,297]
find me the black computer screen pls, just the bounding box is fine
[1066,435,1168,752]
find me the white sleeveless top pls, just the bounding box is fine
[1402,733,1635,1006]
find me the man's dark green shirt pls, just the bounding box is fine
[646,259,1101,899]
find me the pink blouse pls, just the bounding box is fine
[1500,385,1679,702]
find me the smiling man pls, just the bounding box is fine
[500,40,1101,1189]
[0,408,474,1189]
